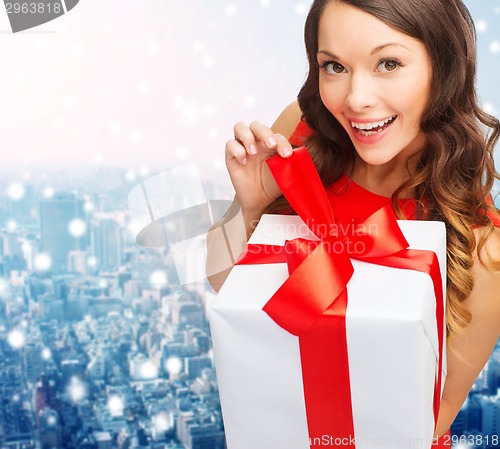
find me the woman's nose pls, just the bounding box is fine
[345,73,378,112]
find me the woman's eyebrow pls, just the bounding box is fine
[370,42,410,55]
[317,43,410,59]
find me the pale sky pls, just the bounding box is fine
[0,0,498,184]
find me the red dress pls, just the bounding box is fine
[289,120,500,227]
[288,120,500,448]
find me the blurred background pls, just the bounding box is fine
[0,0,497,175]
[0,1,498,449]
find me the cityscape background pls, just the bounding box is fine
[0,0,499,448]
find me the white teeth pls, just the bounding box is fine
[351,115,396,131]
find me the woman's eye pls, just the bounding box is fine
[319,59,401,74]
[377,59,401,73]
[321,61,346,74]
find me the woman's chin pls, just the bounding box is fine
[354,152,394,167]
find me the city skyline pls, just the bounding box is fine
[0,165,226,449]
[0,1,499,448]
[0,166,498,448]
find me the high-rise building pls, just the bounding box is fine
[2,231,22,257]
[467,395,483,432]
[40,194,86,272]
[171,295,204,330]
[116,428,133,449]
[38,408,62,449]
[117,271,132,290]
[68,250,88,274]
[0,230,25,277]
[23,341,46,384]
[450,406,468,436]
[185,328,210,354]
[87,351,107,380]
[123,279,142,298]
[33,372,59,424]
[190,368,219,396]
[1,254,26,277]
[93,431,113,449]
[185,356,212,380]
[91,218,122,271]
[480,392,500,435]
[64,291,90,321]
[0,361,37,448]
[8,184,35,224]
[176,412,225,449]
[487,356,500,396]
[61,359,87,385]
[39,293,64,322]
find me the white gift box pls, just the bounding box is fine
[209,214,447,449]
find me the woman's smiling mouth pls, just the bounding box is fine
[350,115,398,136]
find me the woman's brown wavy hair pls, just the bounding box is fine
[266,0,500,338]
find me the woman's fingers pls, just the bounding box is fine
[227,120,294,167]
[249,121,293,158]
[234,122,258,156]
[273,133,293,158]
[225,139,248,165]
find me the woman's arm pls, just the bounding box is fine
[434,226,500,437]
[206,101,302,292]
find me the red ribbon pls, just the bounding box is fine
[236,147,444,446]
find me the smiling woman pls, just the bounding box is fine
[315,1,433,180]
[208,0,500,446]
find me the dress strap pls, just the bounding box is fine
[289,119,314,147]
[484,194,500,227]
[287,119,500,227]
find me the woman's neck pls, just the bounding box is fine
[351,154,419,199]
[350,132,428,198]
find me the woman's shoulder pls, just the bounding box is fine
[465,199,500,336]
[469,224,500,333]
[473,217,500,262]
[483,194,500,227]
[271,100,303,140]
[473,195,500,258]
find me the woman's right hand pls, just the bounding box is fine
[225,120,294,217]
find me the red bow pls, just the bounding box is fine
[236,147,444,446]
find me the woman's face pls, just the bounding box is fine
[317,1,433,168]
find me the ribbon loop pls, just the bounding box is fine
[267,147,335,241]
[262,148,411,333]
[263,244,353,336]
